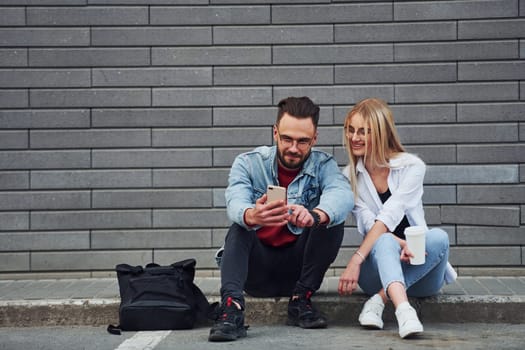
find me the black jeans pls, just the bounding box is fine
[219,222,345,307]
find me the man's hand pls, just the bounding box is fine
[244,194,289,227]
[287,204,314,228]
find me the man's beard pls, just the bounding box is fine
[276,145,310,170]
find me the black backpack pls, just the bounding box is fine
[107,258,217,334]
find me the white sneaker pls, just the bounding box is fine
[444,262,458,284]
[395,302,424,338]
[358,294,384,329]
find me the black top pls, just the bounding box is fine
[378,188,410,239]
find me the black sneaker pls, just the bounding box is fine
[286,290,327,329]
[208,297,247,342]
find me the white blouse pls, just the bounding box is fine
[344,152,427,237]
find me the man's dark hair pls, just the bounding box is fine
[276,96,320,128]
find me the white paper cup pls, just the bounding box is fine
[404,226,426,265]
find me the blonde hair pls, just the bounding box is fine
[343,98,405,196]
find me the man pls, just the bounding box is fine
[209,96,354,342]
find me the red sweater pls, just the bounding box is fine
[256,165,300,247]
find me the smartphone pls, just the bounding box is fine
[266,185,286,203]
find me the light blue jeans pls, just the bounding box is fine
[358,228,449,298]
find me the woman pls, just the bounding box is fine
[338,98,456,339]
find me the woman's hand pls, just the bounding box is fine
[338,255,362,296]
[400,244,414,263]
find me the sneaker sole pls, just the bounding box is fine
[208,328,247,342]
[399,326,424,339]
[286,318,327,329]
[358,316,383,330]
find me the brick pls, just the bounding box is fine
[458,102,525,122]
[2,0,84,4]
[214,66,333,85]
[273,85,394,105]
[397,123,518,144]
[151,6,269,25]
[0,191,90,210]
[458,226,525,245]
[211,0,327,3]
[423,206,442,225]
[213,25,332,44]
[521,39,525,58]
[459,61,525,81]
[30,129,151,149]
[153,127,270,147]
[153,209,229,228]
[442,205,520,227]
[92,189,212,208]
[394,0,518,21]
[91,229,212,249]
[214,107,276,126]
[0,231,89,251]
[426,165,518,184]
[0,69,90,88]
[521,166,525,183]
[0,90,28,108]
[155,249,216,269]
[405,145,457,164]
[394,40,519,62]
[153,169,227,188]
[0,7,25,26]
[0,28,89,47]
[92,108,211,127]
[153,87,271,107]
[91,0,205,3]
[450,246,521,266]
[92,67,211,87]
[395,82,518,103]
[0,131,27,149]
[0,49,27,66]
[459,18,525,39]
[335,22,456,43]
[335,63,456,83]
[423,185,456,204]
[31,210,151,230]
[92,149,212,168]
[0,171,28,190]
[27,6,148,25]
[212,147,253,167]
[212,228,227,247]
[92,27,211,46]
[0,212,28,231]
[0,109,90,129]
[30,88,151,108]
[31,250,152,271]
[29,48,150,67]
[152,46,270,66]
[334,104,456,125]
[214,106,333,126]
[457,144,525,163]
[31,170,151,189]
[458,185,525,204]
[273,44,393,64]
[0,150,90,169]
[213,188,226,207]
[272,3,391,23]
[0,253,29,272]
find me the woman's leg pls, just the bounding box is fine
[404,228,449,297]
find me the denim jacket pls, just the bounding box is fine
[225,145,354,235]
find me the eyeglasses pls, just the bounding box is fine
[276,130,313,151]
[346,126,371,138]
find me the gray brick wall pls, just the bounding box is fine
[0,0,523,278]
